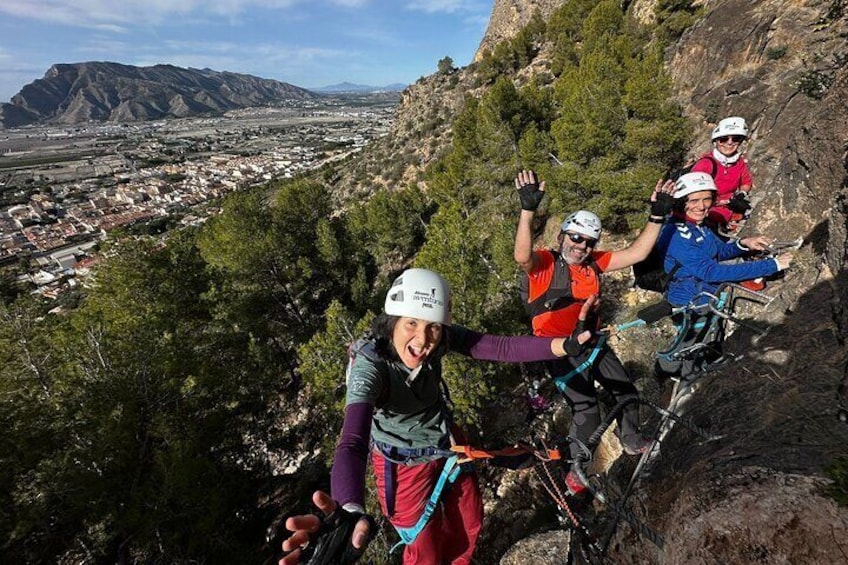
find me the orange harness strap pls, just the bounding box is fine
[449,444,563,464]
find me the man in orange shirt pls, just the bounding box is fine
[513,170,675,493]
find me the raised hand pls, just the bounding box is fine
[515,169,546,212]
[650,179,676,217]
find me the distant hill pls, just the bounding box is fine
[310,82,406,94]
[0,62,316,128]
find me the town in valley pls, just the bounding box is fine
[0,93,398,301]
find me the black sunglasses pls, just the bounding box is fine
[717,135,745,144]
[565,232,598,247]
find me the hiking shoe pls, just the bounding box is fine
[654,359,676,386]
[565,469,588,496]
[699,353,737,373]
[620,434,652,456]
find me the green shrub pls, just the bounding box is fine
[824,456,848,506]
[796,69,834,99]
[766,46,787,60]
[654,0,701,44]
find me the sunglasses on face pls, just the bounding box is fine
[717,135,745,144]
[565,232,598,247]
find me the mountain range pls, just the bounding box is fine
[0,62,317,128]
[310,81,406,93]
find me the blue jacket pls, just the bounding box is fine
[659,220,779,307]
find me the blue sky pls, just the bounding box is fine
[0,0,493,102]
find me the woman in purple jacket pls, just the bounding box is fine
[279,268,590,565]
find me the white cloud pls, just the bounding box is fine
[329,0,368,6]
[156,39,351,63]
[342,26,403,47]
[404,0,485,15]
[91,23,130,33]
[0,0,306,28]
[130,39,354,84]
[76,38,134,56]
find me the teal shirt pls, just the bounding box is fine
[346,338,451,453]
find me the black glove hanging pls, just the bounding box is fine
[727,192,751,213]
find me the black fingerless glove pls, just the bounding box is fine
[518,179,545,211]
[564,319,589,357]
[727,192,751,213]
[564,335,585,357]
[305,508,376,565]
[650,192,675,217]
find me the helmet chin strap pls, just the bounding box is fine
[712,147,740,165]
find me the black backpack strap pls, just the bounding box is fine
[545,254,602,312]
[661,225,684,291]
[521,251,601,317]
[521,249,575,315]
[587,255,601,276]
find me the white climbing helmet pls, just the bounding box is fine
[711,117,749,141]
[674,172,718,200]
[384,268,452,325]
[560,210,602,240]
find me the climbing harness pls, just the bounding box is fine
[374,398,716,561]
[553,335,608,392]
[375,439,564,554]
[388,454,463,554]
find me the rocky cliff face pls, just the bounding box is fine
[453,0,848,562]
[476,0,565,61]
[0,62,315,127]
[619,2,848,562]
